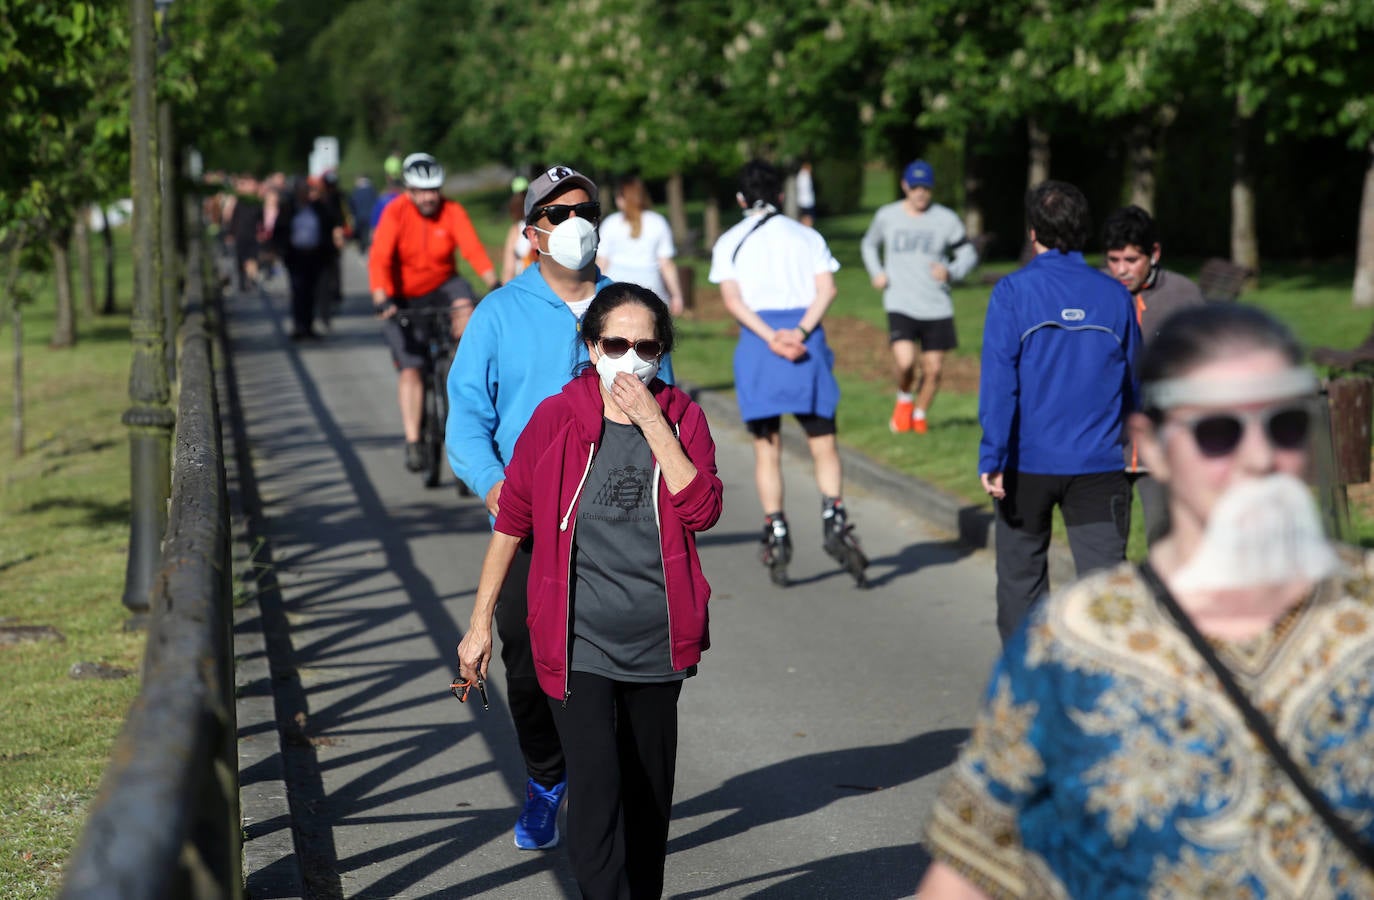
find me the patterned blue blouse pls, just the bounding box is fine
[925,554,1374,898]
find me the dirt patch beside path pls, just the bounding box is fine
[687,284,980,393]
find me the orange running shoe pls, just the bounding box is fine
[889,399,914,433]
[912,415,929,434]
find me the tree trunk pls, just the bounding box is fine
[50,231,77,349]
[100,205,117,314]
[782,172,799,220]
[1231,103,1260,287]
[76,213,96,319]
[962,134,985,241]
[665,173,691,256]
[6,248,23,458]
[1354,140,1374,308]
[703,194,721,253]
[11,301,21,458]
[1027,117,1051,190]
[1127,119,1160,214]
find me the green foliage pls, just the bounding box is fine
[161,0,279,160]
[0,0,128,247]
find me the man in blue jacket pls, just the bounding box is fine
[978,180,1139,643]
[447,164,673,851]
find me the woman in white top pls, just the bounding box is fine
[596,175,685,314]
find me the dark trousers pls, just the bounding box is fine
[550,672,681,900]
[286,256,321,336]
[494,544,565,787]
[994,469,1131,643]
[318,252,342,308]
[1130,472,1171,547]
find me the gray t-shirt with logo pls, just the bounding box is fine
[860,201,978,320]
[572,419,682,682]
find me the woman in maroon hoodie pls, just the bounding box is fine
[458,282,724,899]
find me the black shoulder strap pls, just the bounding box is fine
[1137,560,1374,870]
[731,211,779,265]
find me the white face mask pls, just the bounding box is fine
[1172,473,1341,592]
[595,347,660,392]
[535,216,599,270]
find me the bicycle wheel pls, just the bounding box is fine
[422,374,443,488]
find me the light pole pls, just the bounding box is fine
[121,0,174,627]
[156,0,179,385]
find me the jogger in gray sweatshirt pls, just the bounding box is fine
[860,159,978,433]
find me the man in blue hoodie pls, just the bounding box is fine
[447,164,673,851]
[978,180,1139,644]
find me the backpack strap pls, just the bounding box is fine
[731,211,779,265]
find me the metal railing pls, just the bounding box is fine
[59,300,241,899]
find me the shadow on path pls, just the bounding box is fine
[669,728,967,856]
[229,286,574,897]
[670,842,929,900]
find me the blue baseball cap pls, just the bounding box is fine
[902,159,935,188]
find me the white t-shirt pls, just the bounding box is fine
[708,211,839,312]
[796,168,816,209]
[598,210,676,299]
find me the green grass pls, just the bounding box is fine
[0,234,144,897]
[458,166,1374,554]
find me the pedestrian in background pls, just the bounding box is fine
[271,176,337,341]
[349,174,379,254]
[861,159,979,435]
[978,180,1139,642]
[795,158,816,227]
[1102,204,1206,547]
[709,158,867,588]
[596,174,685,314]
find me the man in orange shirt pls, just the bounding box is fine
[369,152,498,471]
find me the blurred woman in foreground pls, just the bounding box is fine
[920,304,1374,898]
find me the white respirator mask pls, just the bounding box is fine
[535,216,599,270]
[595,348,660,392]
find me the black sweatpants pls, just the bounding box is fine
[494,544,565,787]
[994,469,1131,643]
[549,672,682,900]
[285,256,321,337]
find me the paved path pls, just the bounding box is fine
[231,252,1002,899]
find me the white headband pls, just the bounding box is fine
[1142,367,1319,411]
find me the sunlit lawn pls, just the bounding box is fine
[0,230,144,897]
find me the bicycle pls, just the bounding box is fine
[394,305,469,494]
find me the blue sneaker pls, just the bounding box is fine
[513,778,565,850]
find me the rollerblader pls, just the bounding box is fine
[709,159,868,588]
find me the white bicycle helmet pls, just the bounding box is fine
[402,152,445,190]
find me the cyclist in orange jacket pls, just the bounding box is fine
[369,152,498,471]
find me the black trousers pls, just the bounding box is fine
[550,672,682,900]
[494,544,565,787]
[1130,471,1171,547]
[994,469,1131,643]
[285,256,321,336]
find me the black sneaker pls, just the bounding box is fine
[405,441,425,472]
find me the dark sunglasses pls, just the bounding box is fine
[530,201,601,226]
[1168,404,1310,458]
[599,336,663,361]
